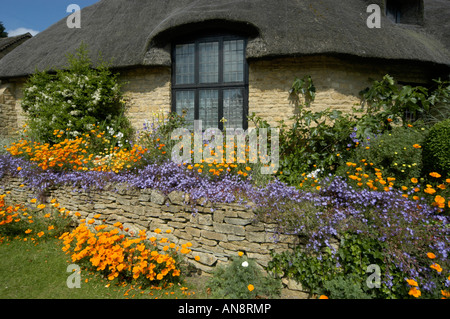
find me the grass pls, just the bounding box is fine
[0,236,204,299]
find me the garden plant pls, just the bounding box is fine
[1,45,449,299]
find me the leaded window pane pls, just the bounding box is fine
[199,90,219,128]
[175,44,195,85]
[223,40,244,83]
[199,42,219,84]
[176,91,195,128]
[223,89,244,129]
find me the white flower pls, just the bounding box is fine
[241,261,249,268]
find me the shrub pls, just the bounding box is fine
[422,118,450,179]
[21,43,133,145]
[206,255,281,299]
[337,125,427,188]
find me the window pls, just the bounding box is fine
[386,0,423,25]
[172,34,248,130]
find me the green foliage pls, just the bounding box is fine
[338,125,427,188]
[137,112,187,165]
[21,43,133,144]
[322,274,372,299]
[0,21,7,38]
[206,256,281,299]
[251,76,355,185]
[267,232,409,299]
[422,118,450,178]
[359,74,430,127]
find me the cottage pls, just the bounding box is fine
[0,0,449,136]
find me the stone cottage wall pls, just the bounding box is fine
[0,175,311,297]
[0,83,20,137]
[247,55,433,127]
[0,55,434,136]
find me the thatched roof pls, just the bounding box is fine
[0,0,449,79]
[0,33,32,55]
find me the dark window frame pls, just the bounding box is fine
[171,33,249,131]
[385,0,423,25]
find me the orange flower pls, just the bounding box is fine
[406,279,418,287]
[411,178,418,184]
[25,229,32,234]
[37,204,46,209]
[194,256,200,261]
[238,251,244,257]
[430,263,443,273]
[17,167,22,171]
[247,284,255,292]
[30,198,37,203]
[430,172,442,178]
[412,144,421,149]
[424,187,436,195]
[319,295,329,299]
[408,287,421,298]
[427,252,436,259]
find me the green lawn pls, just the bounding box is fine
[0,237,204,299]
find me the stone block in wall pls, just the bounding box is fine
[201,229,227,242]
[213,222,245,236]
[223,217,253,226]
[151,189,166,205]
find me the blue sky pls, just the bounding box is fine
[1,0,99,36]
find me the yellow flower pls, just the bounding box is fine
[154,228,161,234]
[247,284,255,292]
[30,198,37,203]
[37,204,46,209]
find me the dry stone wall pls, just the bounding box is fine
[0,175,310,297]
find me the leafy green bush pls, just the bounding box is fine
[206,256,281,299]
[21,43,133,145]
[422,118,450,179]
[337,125,427,188]
[267,232,410,299]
